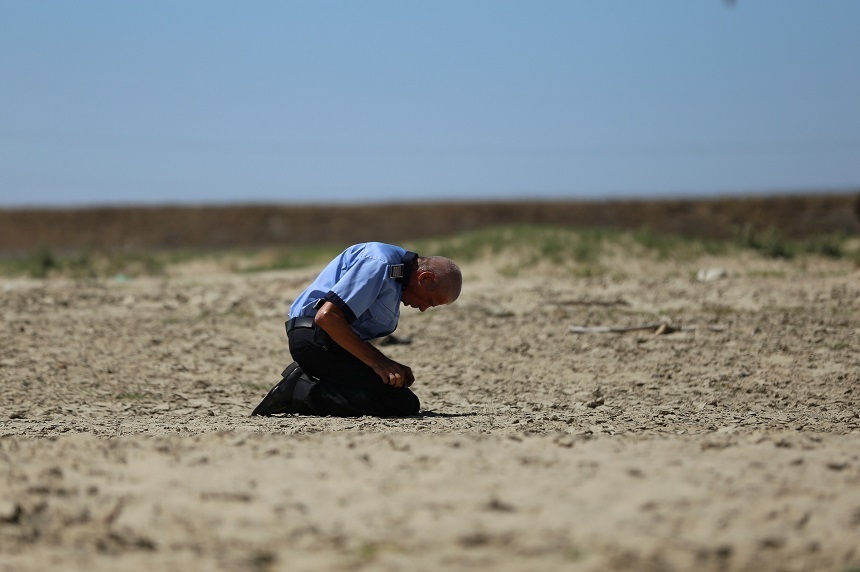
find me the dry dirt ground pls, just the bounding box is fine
[1,246,859,572]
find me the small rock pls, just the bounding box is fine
[586,397,605,408]
[759,536,786,549]
[553,434,576,448]
[485,497,516,512]
[696,268,728,282]
[0,501,22,523]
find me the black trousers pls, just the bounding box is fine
[286,324,420,417]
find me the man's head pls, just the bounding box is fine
[401,256,462,312]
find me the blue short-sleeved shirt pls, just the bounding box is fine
[289,243,417,341]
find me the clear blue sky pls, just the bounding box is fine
[1,1,858,207]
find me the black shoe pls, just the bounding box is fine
[251,362,304,416]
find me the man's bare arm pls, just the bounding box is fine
[313,301,414,388]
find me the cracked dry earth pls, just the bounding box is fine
[1,250,859,572]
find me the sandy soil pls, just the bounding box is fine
[1,247,859,571]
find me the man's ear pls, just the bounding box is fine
[417,270,436,287]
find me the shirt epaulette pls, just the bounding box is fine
[389,264,404,279]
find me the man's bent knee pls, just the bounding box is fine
[386,389,420,417]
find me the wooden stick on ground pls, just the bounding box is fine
[568,323,728,335]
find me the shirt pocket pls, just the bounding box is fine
[363,299,398,338]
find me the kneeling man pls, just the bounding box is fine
[252,242,462,417]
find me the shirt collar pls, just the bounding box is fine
[398,251,418,290]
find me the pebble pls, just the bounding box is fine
[0,501,21,523]
[696,268,728,282]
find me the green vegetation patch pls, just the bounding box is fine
[734,225,851,260]
[0,247,165,279]
[408,224,738,276]
[406,225,613,277]
[630,227,728,260]
[0,225,856,279]
[407,224,611,263]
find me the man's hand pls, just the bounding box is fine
[373,359,414,388]
[314,301,416,388]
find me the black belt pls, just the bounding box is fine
[286,316,316,334]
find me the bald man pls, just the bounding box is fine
[252,242,462,417]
